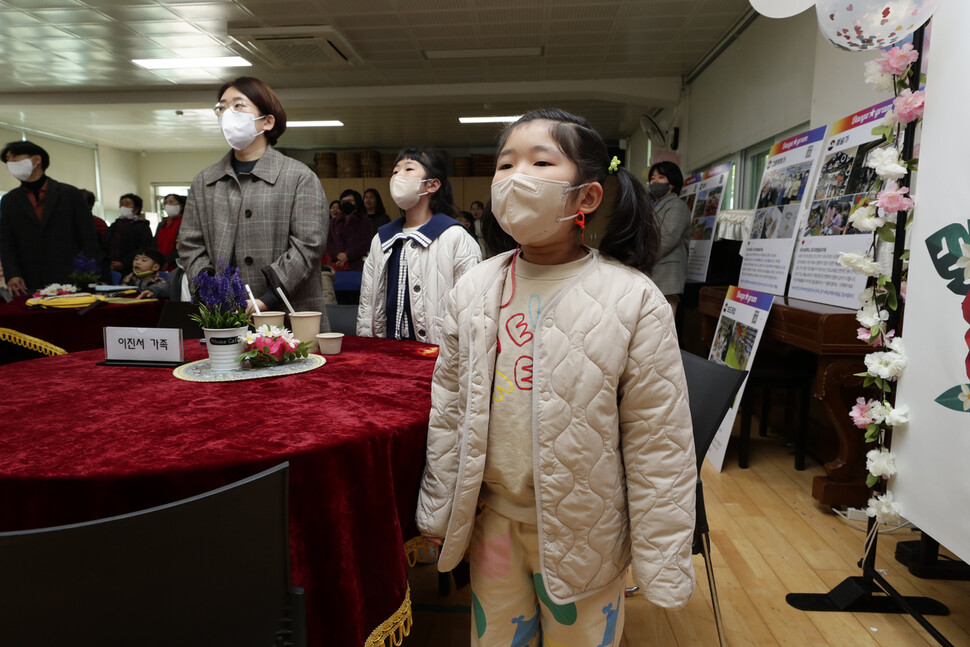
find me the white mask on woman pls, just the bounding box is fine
[220,108,266,151]
[164,204,181,217]
[389,175,429,211]
[490,173,587,245]
[118,206,135,218]
[6,158,35,182]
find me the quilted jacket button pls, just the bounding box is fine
[544,319,553,328]
[411,240,420,249]
[413,284,421,292]
[470,448,480,458]
[417,329,426,338]
[540,391,550,401]
[473,375,483,385]
[544,464,554,476]
[474,308,481,316]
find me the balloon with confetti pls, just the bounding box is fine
[815,0,942,51]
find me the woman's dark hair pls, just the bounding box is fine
[164,193,187,212]
[493,108,660,275]
[120,192,143,212]
[363,187,387,216]
[217,76,287,146]
[470,200,484,210]
[339,189,364,214]
[329,199,340,210]
[482,199,516,257]
[648,161,684,195]
[394,148,457,217]
[1,140,49,170]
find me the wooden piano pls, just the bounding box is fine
[698,285,874,507]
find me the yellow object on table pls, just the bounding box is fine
[25,293,107,309]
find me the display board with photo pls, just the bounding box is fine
[739,126,827,296]
[685,162,732,282]
[705,286,774,471]
[788,99,895,309]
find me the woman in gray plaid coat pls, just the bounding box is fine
[179,76,330,332]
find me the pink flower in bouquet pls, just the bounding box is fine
[878,43,919,77]
[267,338,286,359]
[876,187,913,214]
[891,89,924,125]
[857,327,872,342]
[849,397,877,429]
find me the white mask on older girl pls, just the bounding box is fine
[490,173,588,245]
[389,175,429,211]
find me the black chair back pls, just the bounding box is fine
[325,303,359,336]
[157,300,204,339]
[680,350,748,466]
[0,463,304,647]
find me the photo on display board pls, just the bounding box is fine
[710,315,758,370]
[803,194,865,237]
[756,160,813,210]
[751,204,800,240]
[684,193,698,213]
[689,186,719,240]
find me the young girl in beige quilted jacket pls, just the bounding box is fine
[416,109,697,646]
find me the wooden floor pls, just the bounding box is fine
[404,432,970,646]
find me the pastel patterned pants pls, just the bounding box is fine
[468,506,625,647]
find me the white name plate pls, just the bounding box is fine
[103,326,184,364]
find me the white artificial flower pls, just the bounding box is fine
[866,147,908,181]
[255,324,271,335]
[886,337,906,357]
[839,252,883,277]
[866,490,902,524]
[866,448,897,479]
[883,403,910,427]
[959,384,970,412]
[868,400,889,424]
[244,332,258,345]
[865,350,908,380]
[855,301,888,328]
[848,203,886,232]
[864,59,895,93]
[954,242,970,282]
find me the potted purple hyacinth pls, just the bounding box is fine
[189,260,251,372]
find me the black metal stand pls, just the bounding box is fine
[787,25,954,647]
[896,533,970,581]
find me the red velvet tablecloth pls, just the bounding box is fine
[0,296,165,352]
[0,336,438,647]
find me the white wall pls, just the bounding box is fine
[136,149,225,209]
[686,10,817,170]
[809,28,888,128]
[96,145,140,222]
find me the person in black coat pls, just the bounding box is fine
[104,192,153,277]
[0,140,103,296]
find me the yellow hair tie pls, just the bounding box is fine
[608,156,621,174]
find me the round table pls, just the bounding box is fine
[0,336,438,647]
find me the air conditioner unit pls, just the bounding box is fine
[228,26,362,68]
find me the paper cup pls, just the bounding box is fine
[252,310,285,329]
[315,332,344,355]
[289,311,322,345]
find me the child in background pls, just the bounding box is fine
[357,148,481,344]
[416,109,696,646]
[123,247,166,292]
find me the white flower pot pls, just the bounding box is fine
[202,326,249,372]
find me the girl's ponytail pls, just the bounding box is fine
[599,167,660,276]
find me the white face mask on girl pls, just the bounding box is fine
[6,158,35,182]
[220,107,267,151]
[164,204,181,217]
[389,175,429,211]
[118,206,135,218]
[490,173,588,245]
